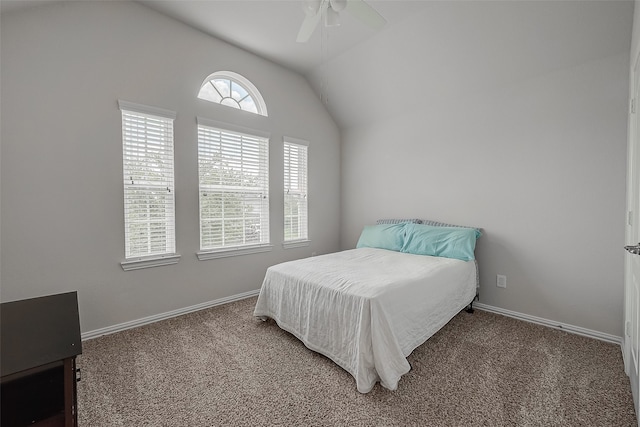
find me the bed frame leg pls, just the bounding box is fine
[465,293,479,314]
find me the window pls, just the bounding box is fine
[283,138,309,247]
[119,101,179,270]
[197,118,271,260]
[197,71,268,117]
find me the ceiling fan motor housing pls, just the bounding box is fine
[297,0,386,43]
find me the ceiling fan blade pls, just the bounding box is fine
[329,0,347,12]
[304,0,323,16]
[346,0,386,31]
[296,4,324,42]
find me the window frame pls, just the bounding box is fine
[283,137,310,249]
[118,100,180,271]
[196,117,273,261]
[197,71,268,117]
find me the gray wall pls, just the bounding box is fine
[0,1,341,333]
[309,1,632,337]
[1,0,632,339]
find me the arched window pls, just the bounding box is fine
[197,71,267,116]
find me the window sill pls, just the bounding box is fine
[282,239,311,249]
[121,254,181,271]
[197,244,274,261]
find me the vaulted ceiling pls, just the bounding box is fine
[1,1,633,129]
[137,0,430,76]
[135,0,633,129]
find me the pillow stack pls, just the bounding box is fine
[356,222,481,261]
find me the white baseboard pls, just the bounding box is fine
[82,294,623,348]
[81,289,260,341]
[474,302,622,346]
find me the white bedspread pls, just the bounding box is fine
[253,247,477,393]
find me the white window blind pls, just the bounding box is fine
[198,122,270,251]
[284,138,308,242]
[120,102,176,260]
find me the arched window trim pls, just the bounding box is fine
[198,71,268,117]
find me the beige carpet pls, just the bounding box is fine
[77,297,637,426]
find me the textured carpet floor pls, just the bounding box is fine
[77,297,637,426]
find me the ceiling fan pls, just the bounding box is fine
[296,0,387,43]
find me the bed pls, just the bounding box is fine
[253,219,481,393]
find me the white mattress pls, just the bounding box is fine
[253,247,477,393]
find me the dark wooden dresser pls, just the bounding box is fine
[1,291,82,427]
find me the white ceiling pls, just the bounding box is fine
[0,0,429,76]
[137,0,430,76]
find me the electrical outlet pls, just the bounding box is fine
[497,274,507,288]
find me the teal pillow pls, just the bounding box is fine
[356,223,406,252]
[402,223,481,261]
